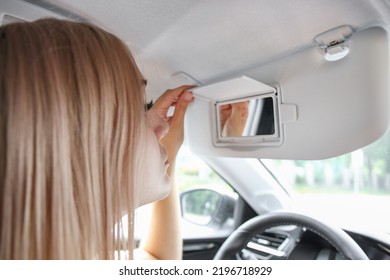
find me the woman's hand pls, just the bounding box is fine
[134,85,194,260]
[150,85,194,161]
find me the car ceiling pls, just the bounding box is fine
[29,0,390,95]
[3,0,390,159]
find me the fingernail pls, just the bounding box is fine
[183,92,194,101]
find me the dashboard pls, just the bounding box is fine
[238,225,390,260]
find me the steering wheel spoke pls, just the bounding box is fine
[214,211,368,260]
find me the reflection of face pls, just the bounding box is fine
[135,110,171,208]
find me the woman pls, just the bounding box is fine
[0,18,193,259]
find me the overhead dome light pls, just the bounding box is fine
[324,44,350,61]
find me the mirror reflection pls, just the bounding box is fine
[218,96,276,138]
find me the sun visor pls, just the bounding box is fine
[192,76,276,101]
[185,26,390,159]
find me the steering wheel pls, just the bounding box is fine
[213,211,368,260]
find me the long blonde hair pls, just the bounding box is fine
[0,18,145,259]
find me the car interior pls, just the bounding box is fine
[2,0,390,260]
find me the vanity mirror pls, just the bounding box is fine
[188,76,285,147]
[216,94,278,140]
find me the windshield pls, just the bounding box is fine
[262,130,390,234]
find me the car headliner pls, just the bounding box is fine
[3,0,390,159]
[20,0,390,89]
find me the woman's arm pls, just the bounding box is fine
[134,86,194,260]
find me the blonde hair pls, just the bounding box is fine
[0,18,145,259]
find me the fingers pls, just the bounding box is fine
[231,102,249,118]
[171,94,193,126]
[165,85,195,101]
[159,87,194,158]
[152,85,195,119]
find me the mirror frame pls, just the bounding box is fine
[213,86,283,147]
[215,92,280,145]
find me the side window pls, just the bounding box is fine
[176,146,232,194]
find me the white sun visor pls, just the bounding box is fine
[185,26,390,160]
